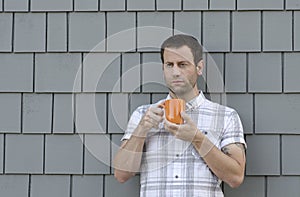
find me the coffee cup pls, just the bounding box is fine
[160,99,185,124]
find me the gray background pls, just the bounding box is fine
[1,0,300,196]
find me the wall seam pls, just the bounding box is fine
[229,11,232,52]
[81,53,84,92]
[281,52,284,93]
[11,13,15,52]
[105,11,107,51]
[292,11,295,51]
[33,53,36,93]
[135,12,138,52]
[127,94,131,120]
[109,133,112,174]
[120,53,123,92]
[235,0,237,10]
[106,93,109,133]
[43,134,46,174]
[222,53,226,95]
[102,175,106,197]
[69,175,73,197]
[28,174,31,197]
[28,0,31,11]
[66,12,69,52]
[280,134,283,175]
[253,93,255,134]
[140,53,143,93]
[265,176,268,197]
[3,134,5,174]
[201,11,203,45]
[172,11,174,35]
[205,53,208,93]
[246,53,249,92]
[82,134,85,174]
[73,93,77,134]
[45,12,48,52]
[20,93,23,134]
[261,11,263,52]
[72,0,75,12]
[51,94,54,134]
[181,0,183,11]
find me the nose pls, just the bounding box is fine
[172,65,181,76]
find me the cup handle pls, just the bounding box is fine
[158,102,165,109]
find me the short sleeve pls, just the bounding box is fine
[120,105,149,141]
[220,110,247,149]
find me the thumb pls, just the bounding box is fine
[180,111,191,123]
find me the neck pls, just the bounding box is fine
[170,88,200,102]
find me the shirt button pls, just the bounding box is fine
[176,154,180,157]
[175,175,179,179]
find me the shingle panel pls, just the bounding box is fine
[23,94,52,133]
[0,94,21,133]
[14,13,45,52]
[45,135,83,174]
[246,135,280,175]
[47,13,67,52]
[0,13,12,52]
[5,134,43,173]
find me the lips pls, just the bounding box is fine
[172,80,184,84]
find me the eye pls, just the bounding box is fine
[179,62,188,68]
[165,63,173,68]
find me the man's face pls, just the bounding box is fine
[162,45,203,98]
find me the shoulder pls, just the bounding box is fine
[202,99,236,117]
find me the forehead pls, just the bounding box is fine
[163,46,194,62]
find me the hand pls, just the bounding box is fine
[139,103,164,132]
[164,111,199,142]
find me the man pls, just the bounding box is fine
[113,34,246,197]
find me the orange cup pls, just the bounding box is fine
[161,99,185,124]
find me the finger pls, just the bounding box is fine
[150,106,164,116]
[151,114,164,124]
[180,111,191,123]
[164,118,180,133]
[157,101,165,109]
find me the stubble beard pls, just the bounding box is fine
[168,80,197,98]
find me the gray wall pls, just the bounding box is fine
[0,0,300,197]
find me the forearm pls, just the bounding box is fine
[192,131,245,188]
[113,125,147,182]
[113,135,145,172]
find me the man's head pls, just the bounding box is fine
[160,34,204,101]
[160,34,203,66]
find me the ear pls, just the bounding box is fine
[196,60,204,76]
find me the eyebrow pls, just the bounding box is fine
[164,60,190,64]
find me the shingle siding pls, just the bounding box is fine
[1,2,300,197]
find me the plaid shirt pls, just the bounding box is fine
[122,92,246,197]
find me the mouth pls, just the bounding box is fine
[172,80,184,84]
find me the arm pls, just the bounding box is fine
[113,105,164,183]
[164,112,246,188]
[192,133,246,188]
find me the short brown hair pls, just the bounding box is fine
[160,34,203,66]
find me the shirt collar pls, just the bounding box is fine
[165,91,206,110]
